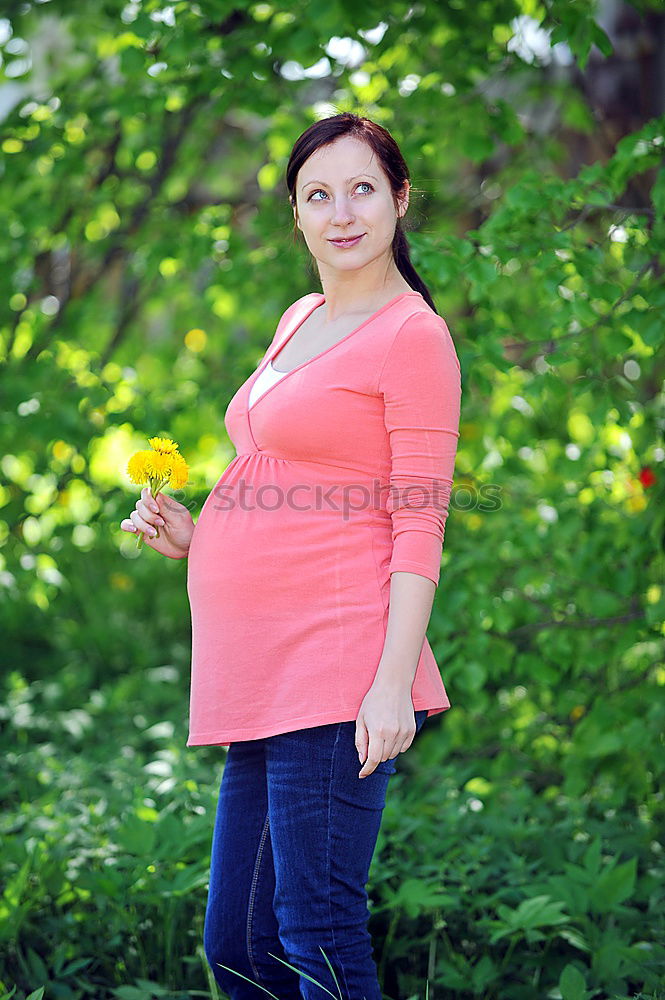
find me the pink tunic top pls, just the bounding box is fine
[185,290,462,748]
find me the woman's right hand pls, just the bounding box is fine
[120,486,195,559]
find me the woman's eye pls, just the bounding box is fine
[308,182,374,201]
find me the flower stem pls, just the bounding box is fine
[135,478,165,549]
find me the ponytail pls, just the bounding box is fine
[392,221,438,315]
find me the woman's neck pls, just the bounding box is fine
[319,261,413,323]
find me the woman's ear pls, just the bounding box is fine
[397,180,410,219]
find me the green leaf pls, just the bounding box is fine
[559,962,587,1000]
[26,950,48,985]
[651,167,665,219]
[457,661,487,693]
[582,836,601,876]
[135,980,169,996]
[559,928,592,953]
[604,330,633,356]
[590,856,637,913]
[632,310,663,349]
[490,895,570,942]
[511,894,569,929]
[61,957,94,976]
[460,131,495,163]
[116,814,157,856]
[590,22,613,59]
[391,877,457,919]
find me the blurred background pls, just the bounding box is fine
[0,1,663,998]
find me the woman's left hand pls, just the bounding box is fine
[355,680,417,779]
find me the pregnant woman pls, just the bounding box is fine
[121,111,462,1000]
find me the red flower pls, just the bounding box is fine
[639,466,656,488]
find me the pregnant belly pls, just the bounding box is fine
[186,495,390,625]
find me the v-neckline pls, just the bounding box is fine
[248,290,421,416]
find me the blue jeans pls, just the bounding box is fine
[203,708,428,999]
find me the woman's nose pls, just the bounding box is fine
[330,197,354,224]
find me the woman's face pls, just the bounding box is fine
[292,135,409,277]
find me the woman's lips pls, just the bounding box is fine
[328,234,365,248]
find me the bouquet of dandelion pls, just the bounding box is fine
[126,436,189,549]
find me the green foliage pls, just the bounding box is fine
[1,0,664,998]
[373,756,665,997]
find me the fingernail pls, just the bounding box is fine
[155,517,165,525]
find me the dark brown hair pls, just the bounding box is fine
[285,112,438,314]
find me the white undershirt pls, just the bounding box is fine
[248,359,291,409]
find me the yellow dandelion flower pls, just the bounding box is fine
[148,451,172,478]
[125,435,190,551]
[169,454,189,489]
[127,450,152,485]
[148,436,180,455]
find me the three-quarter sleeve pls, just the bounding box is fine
[378,310,462,587]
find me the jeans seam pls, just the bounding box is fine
[325,723,352,999]
[246,810,270,986]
